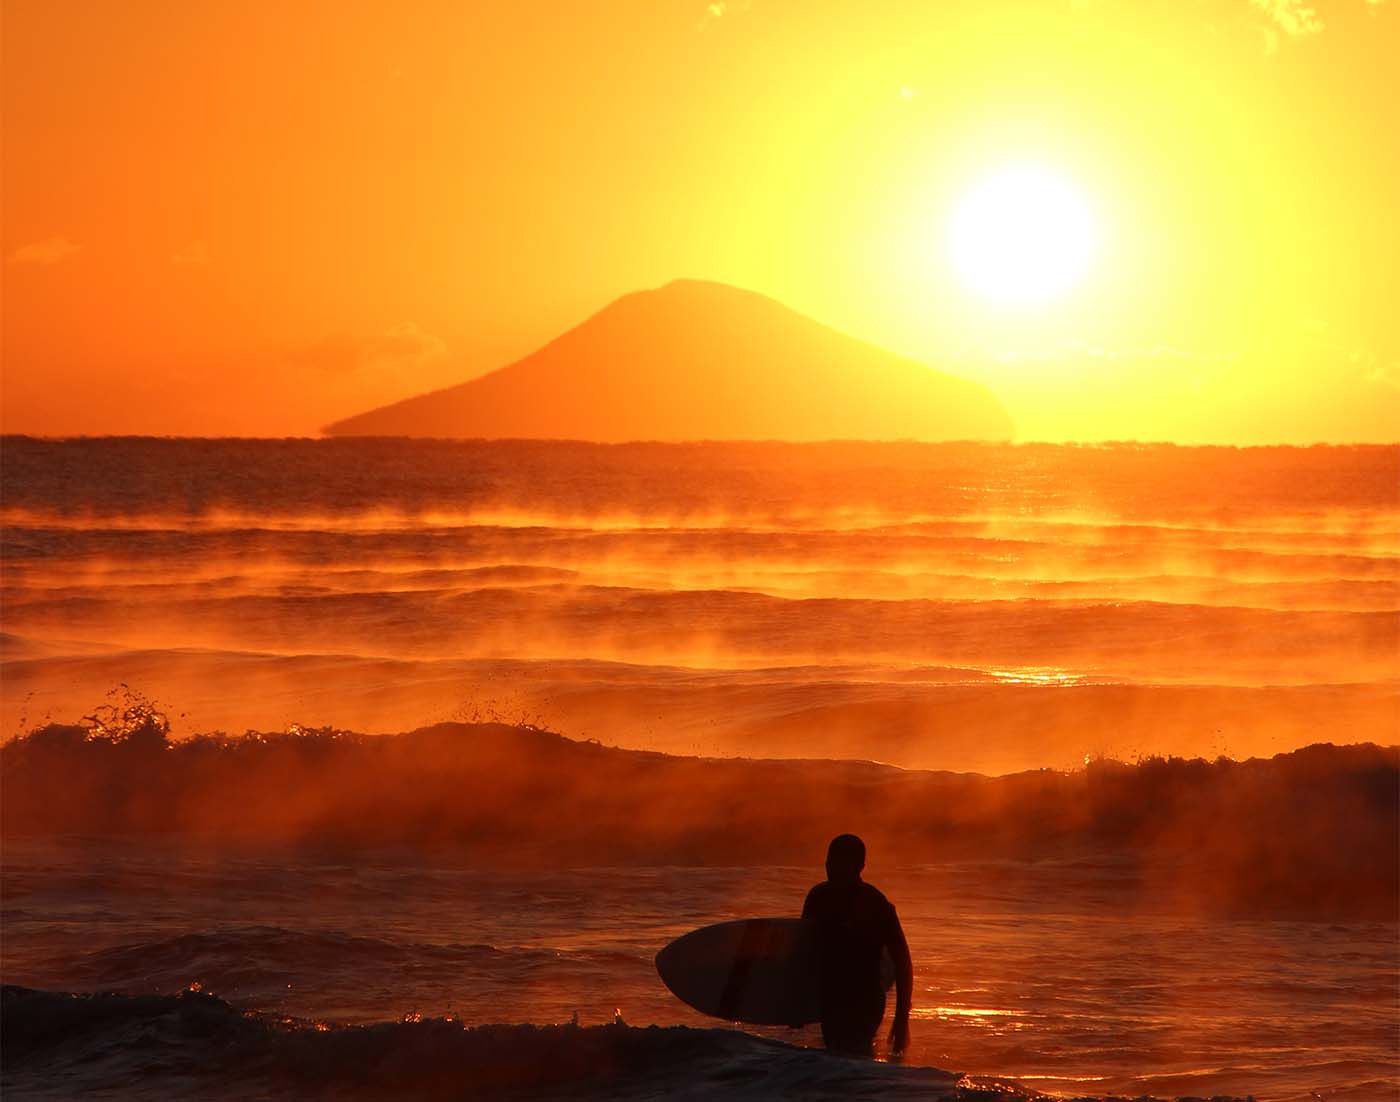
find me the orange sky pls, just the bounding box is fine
[3,0,1397,442]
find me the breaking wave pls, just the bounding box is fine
[2,984,1001,1101]
[3,717,1395,918]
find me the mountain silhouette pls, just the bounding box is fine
[324,280,1013,440]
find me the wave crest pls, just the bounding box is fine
[3,718,1396,918]
[2,985,980,1101]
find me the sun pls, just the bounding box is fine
[948,165,1097,307]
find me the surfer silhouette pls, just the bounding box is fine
[802,834,913,1058]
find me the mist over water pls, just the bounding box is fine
[3,439,1396,768]
[2,438,1397,1101]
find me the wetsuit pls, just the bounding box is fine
[801,879,904,1056]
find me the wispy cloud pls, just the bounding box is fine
[171,242,212,266]
[699,0,750,28]
[1355,350,1400,389]
[1300,322,1396,390]
[289,323,447,374]
[8,236,81,265]
[1247,0,1323,35]
[1363,363,1399,388]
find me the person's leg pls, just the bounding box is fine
[820,1016,875,1057]
[820,990,886,1057]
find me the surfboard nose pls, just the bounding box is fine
[655,918,820,1027]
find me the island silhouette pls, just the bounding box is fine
[324,279,1013,440]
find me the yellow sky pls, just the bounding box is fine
[3,0,1397,441]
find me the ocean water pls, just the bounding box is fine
[3,439,1396,769]
[2,438,1397,1100]
[5,840,1397,1101]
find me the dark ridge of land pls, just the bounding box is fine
[3,719,1395,918]
[322,279,1014,441]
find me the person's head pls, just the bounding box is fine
[825,833,866,884]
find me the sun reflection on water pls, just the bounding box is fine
[912,1005,1026,1024]
[983,667,1083,686]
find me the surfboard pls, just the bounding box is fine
[655,917,894,1027]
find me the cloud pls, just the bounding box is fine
[1247,0,1324,34]
[289,323,447,374]
[1300,327,1398,391]
[1081,0,1383,45]
[8,236,81,265]
[1360,361,1394,389]
[171,242,212,266]
[699,0,750,27]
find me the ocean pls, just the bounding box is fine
[2,437,1397,1100]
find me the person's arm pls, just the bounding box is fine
[886,905,913,1057]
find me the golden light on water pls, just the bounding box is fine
[984,667,1082,686]
[911,1005,1026,1023]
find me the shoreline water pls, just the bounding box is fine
[1,984,1025,1102]
[4,807,1396,1101]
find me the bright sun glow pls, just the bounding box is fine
[949,165,1097,307]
